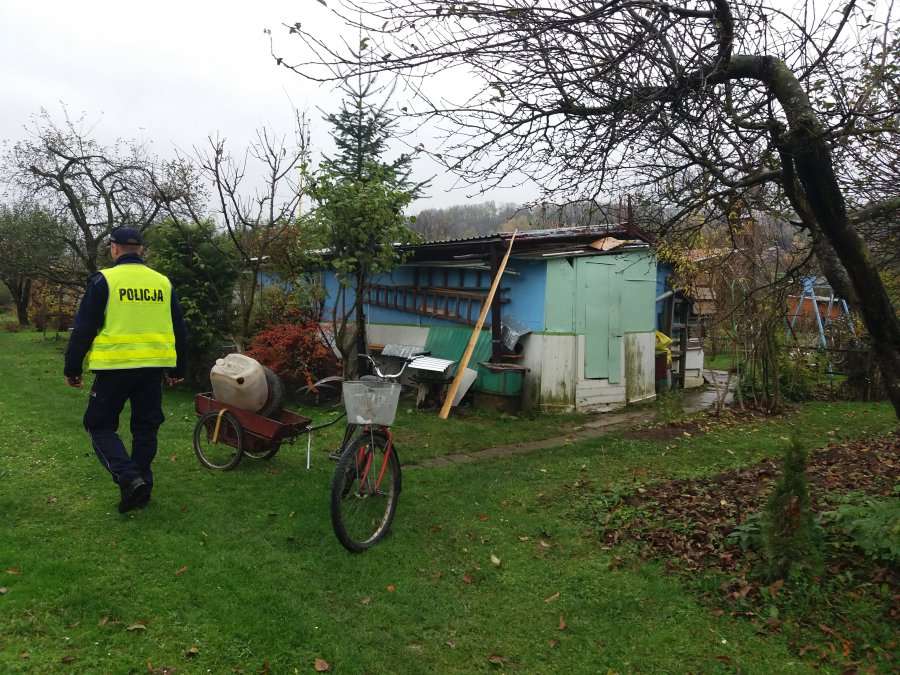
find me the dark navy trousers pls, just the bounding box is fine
[83,368,165,488]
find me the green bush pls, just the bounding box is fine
[725,512,764,551]
[656,388,684,423]
[145,220,238,384]
[822,487,900,565]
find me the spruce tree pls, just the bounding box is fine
[311,74,426,376]
[761,438,824,581]
[321,74,426,198]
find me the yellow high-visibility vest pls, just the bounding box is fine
[87,264,177,370]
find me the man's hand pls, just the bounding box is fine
[65,375,83,388]
[165,376,184,387]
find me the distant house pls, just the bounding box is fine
[320,224,660,412]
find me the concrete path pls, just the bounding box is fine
[407,370,732,469]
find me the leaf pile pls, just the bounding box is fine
[587,430,898,669]
[611,430,898,574]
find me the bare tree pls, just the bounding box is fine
[2,108,194,287]
[190,116,310,348]
[276,0,900,415]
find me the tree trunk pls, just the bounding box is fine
[730,54,900,418]
[354,270,368,375]
[15,301,29,326]
[791,133,900,417]
[10,277,31,326]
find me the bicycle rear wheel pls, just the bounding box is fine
[330,430,401,552]
[193,411,244,470]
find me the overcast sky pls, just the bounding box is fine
[0,0,528,212]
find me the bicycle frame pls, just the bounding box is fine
[352,425,394,493]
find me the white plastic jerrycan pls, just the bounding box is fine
[210,353,268,413]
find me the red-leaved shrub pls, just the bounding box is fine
[246,316,338,389]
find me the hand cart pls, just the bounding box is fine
[192,393,343,471]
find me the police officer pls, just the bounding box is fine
[64,227,188,513]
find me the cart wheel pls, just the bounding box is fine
[243,443,281,460]
[193,411,244,470]
[259,367,285,418]
[292,375,343,408]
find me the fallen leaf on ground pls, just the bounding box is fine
[125,623,147,631]
[185,646,199,657]
[544,592,560,603]
[490,554,501,567]
[462,574,473,585]
[487,653,507,665]
[7,568,22,575]
[387,585,396,592]
[61,656,75,664]
[314,658,331,672]
[361,597,371,605]
[174,567,188,576]
[558,616,567,630]
[548,638,560,648]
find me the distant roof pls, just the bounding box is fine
[404,222,655,264]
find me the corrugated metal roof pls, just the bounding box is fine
[402,223,654,266]
[410,222,654,247]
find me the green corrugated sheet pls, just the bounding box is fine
[424,326,493,374]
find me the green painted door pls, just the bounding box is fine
[582,260,623,382]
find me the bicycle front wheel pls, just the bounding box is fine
[193,411,243,470]
[330,431,401,552]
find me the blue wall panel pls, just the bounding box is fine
[323,260,547,331]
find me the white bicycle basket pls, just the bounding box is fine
[342,381,402,425]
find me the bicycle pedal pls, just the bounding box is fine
[327,449,343,462]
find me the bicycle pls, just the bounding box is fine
[192,351,426,552]
[330,352,426,553]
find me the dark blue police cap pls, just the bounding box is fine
[109,227,144,246]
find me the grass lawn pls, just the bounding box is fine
[0,330,896,673]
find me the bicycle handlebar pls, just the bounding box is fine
[358,351,431,382]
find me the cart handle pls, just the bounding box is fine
[212,408,229,444]
[306,409,347,432]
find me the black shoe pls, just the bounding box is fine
[135,491,151,509]
[118,477,150,514]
